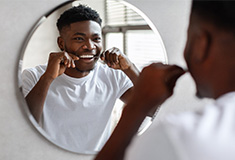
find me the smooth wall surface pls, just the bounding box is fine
[0,0,210,160]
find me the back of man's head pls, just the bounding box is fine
[56,4,102,32]
[192,0,235,35]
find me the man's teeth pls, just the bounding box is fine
[79,55,94,58]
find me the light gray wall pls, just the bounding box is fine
[0,0,210,160]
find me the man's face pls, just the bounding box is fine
[184,21,194,75]
[59,20,102,72]
[184,15,208,98]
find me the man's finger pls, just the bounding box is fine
[67,52,79,61]
[100,51,105,61]
[166,67,185,92]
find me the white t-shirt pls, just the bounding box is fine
[125,92,235,160]
[21,62,133,154]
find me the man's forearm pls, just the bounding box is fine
[122,63,139,86]
[119,63,139,103]
[25,74,53,122]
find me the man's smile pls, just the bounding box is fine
[79,55,95,59]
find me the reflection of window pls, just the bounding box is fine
[104,0,146,26]
[103,0,166,71]
[105,30,166,71]
[104,0,167,131]
[126,30,166,70]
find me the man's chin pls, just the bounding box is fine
[75,63,97,73]
[196,91,203,99]
[196,90,211,99]
[74,59,98,72]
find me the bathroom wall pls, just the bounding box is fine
[0,0,210,160]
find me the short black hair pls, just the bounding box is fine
[56,4,102,32]
[192,0,235,33]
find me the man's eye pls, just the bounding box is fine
[73,37,84,41]
[94,37,101,42]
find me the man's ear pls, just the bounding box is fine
[57,36,65,51]
[194,29,211,63]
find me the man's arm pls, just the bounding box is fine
[119,62,139,104]
[25,74,54,123]
[101,47,139,103]
[101,47,159,116]
[95,63,185,160]
[25,52,78,122]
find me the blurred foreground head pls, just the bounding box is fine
[184,0,235,99]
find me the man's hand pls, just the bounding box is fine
[44,52,79,80]
[100,47,132,71]
[129,63,185,115]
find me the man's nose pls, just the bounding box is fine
[83,39,95,50]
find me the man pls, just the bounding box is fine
[95,1,235,160]
[21,5,139,153]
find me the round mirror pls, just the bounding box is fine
[18,0,167,155]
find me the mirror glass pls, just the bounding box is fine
[18,0,167,155]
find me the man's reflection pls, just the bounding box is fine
[21,4,139,153]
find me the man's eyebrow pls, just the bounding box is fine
[73,32,86,36]
[92,33,101,37]
[73,32,101,37]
